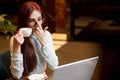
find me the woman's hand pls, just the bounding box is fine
[33,25,48,46]
[13,30,24,54]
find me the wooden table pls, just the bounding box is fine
[88,20,120,35]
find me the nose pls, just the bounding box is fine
[35,20,39,27]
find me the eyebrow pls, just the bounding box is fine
[29,16,42,19]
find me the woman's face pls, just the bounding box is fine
[28,10,43,29]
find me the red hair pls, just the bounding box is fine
[17,1,46,76]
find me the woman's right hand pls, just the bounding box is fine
[13,30,24,54]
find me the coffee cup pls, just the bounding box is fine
[20,28,32,37]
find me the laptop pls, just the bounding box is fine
[51,56,99,80]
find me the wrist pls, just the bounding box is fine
[13,46,21,54]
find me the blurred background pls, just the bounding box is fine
[0,0,120,80]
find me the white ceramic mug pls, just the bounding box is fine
[20,28,32,37]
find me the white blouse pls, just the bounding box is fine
[10,31,58,79]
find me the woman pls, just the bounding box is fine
[10,1,58,79]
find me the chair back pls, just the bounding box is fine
[0,50,12,79]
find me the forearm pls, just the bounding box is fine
[10,53,24,79]
[41,43,59,69]
[13,46,21,54]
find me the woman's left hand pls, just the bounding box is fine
[33,25,48,46]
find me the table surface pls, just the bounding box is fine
[90,20,120,31]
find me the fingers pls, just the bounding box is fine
[33,29,39,37]
[36,25,48,32]
[44,26,48,32]
[14,30,24,45]
[33,25,48,46]
[39,25,43,30]
[36,26,40,31]
[34,25,48,34]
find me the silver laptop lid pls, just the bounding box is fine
[52,56,99,80]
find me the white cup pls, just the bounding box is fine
[20,28,32,37]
